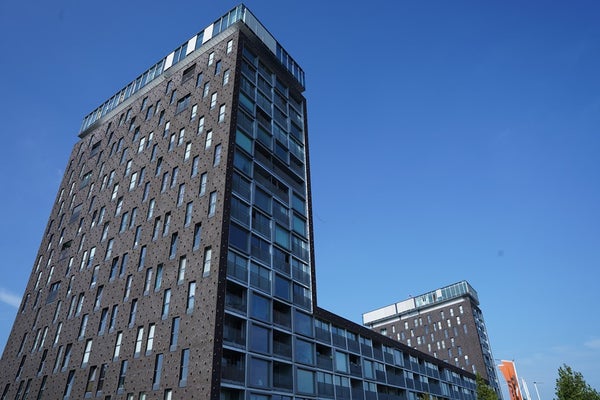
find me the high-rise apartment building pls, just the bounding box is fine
[363,281,502,397]
[1,6,481,400]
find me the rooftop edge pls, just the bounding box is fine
[79,4,304,134]
[363,280,480,325]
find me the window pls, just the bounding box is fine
[144,268,153,294]
[208,52,215,66]
[249,358,269,388]
[80,171,92,188]
[134,225,142,249]
[250,263,270,293]
[203,247,212,277]
[178,256,187,284]
[169,89,177,104]
[61,343,72,371]
[120,148,129,164]
[38,326,48,349]
[295,338,314,365]
[152,217,162,240]
[52,322,63,346]
[85,366,98,395]
[128,299,138,326]
[190,104,198,121]
[203,82,210,98]
[138,245,147,270]
[120,253,129,276]
[118,360,128,391]
[134,326,144,357]
[210,92,217,109]
[185,202,193,226]
[218,104,226,122]
[94,285,104,309]
[223,70,230,85]
[186,281,196,312]
[146,324,156,354]
[334,351,348,373]
[125,159,133,176]
[98,308,108,335]
[155,157,163,176]
[169,232,178,259]
[179,349,190,386]
[96,364,108,396]
[214,60,222,75]
[81,339,92,366]
[90,140,102,156]
[111,184,119,200]
[152,354,164,389]
[208,191,217,216]
[213,144,222,166]
[227,40,233,54]
[162,289,171,318]
[129,172,138,190]
[47,281,60,304]
[70,203,83,223]
[109,305,118,332]
[196,72,203,87]
[184,141,192,160]
[191,156,199,177]
[155,264,163,291]
[145,105,154,120]
[102,223,110,242]
[119,212,130,232]
[177,184,185,206]
[205,130,213,149]
[147,198,156,220]
[171,167,179,187]
[193,223,202,250]
[161,172,169,192]
[199,173,207,196]
[197,116,205,134]
[75,293,85,315]
[249,292,271,324]
[63,370,75,398]
[170,317,180,350]
[182,64,195,83]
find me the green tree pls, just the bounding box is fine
[476,373,498,400]
[555,364,600,400]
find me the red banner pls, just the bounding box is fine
[498,360,523,400]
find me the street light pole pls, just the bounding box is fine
[533,382,542,400]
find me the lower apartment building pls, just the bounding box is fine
[363,281,502,398]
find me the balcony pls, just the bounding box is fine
[317,354,333,370]
[273,341,292,359]
[222,364,245,383]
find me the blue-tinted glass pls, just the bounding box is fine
[294,338,313,365]
[296,369,315,394]
[251,293,270,322]
[250,325,269,354]
[254,188,271,214]
[229,224,249,253]
[274,275,290,301]
[294,310,312,337]
[248,358,269,388]
[236,130,253,154]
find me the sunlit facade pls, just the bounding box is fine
[363,281,502,398]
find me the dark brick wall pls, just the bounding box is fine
[0,25,243,400]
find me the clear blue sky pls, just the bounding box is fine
[1,1,599,399]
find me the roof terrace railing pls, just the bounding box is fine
[79,4,304,134]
